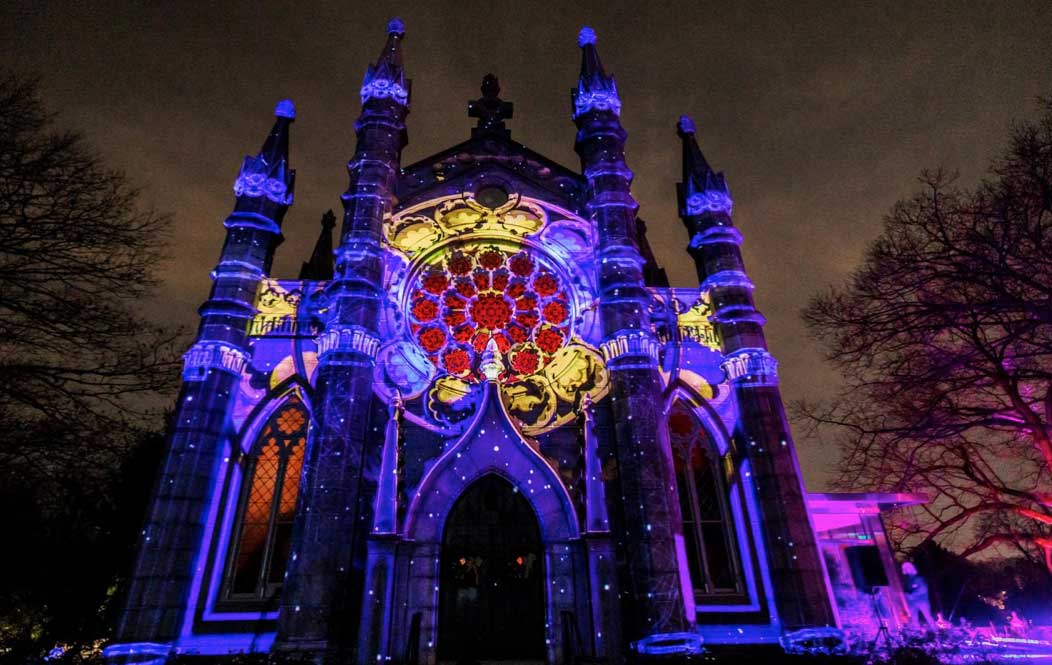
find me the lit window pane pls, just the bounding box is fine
[226,397,308,600]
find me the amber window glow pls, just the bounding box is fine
[226,397,308,599]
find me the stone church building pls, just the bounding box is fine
[106,20,919,665]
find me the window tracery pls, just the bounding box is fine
[225,397,307,600]
[669,402,744,599]
[409,244,572,383]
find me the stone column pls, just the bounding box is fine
[676,116,836,630]
[356,395,403,665]
[572,27,687,642]
[274,19,410,661]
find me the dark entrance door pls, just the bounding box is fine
[438,475,545,661]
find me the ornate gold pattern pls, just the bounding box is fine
[387,192,547,258]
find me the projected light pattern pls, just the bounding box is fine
[110,22,912,662]
[409,244,571,383]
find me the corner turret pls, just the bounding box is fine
[572,27,621,118]
[676,115,732,218]
[571,25,688,647]
[276,20,412,663]
[110,99,297,652]
[672,112,838,631]
[360,18,409,108]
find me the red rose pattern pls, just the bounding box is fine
[508,254,534,276]
[479,249,504,270]
[418,327,446,353]
[542,300,568,325]
[469,293,513,330]
[533,273,558,297]
[510,347,540,375]
[442,347,472,375]
[411,298,438,322]
[421,271,448,295]
[448,254,472,275]
[409,246,571,381]
[535,327,564,354]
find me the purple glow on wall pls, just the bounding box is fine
[106,19,941,664]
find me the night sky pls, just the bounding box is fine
[4,1,1050,488]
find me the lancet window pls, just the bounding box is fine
[224,397,308,600]
[669,402,744,599]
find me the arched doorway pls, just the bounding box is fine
[438,475,545,661]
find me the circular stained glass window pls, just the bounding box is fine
[408,243,572,383]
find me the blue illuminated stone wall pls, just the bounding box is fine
[105,20,851,665]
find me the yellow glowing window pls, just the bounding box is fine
[226,397,308,599]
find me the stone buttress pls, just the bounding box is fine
[676,115,836,631]
[273,20,410,660]
[110,102,296,662]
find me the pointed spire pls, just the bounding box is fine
[360,18,409,107]
[572,26,621,119]
[299,209,337,280]
[677,114,732,216]
[232,100,296,206]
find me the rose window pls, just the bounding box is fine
[408,245,572,382]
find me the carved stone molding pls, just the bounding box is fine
[316,325,381,361]
[688,225,743,249]
[360,76,409,107]
[721,348,779,386]
[686,189,733,216]
[700,269,755,292]
[600,330,660,364]
[182,342,249,381]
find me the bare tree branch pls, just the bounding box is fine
[799,97,1052,571]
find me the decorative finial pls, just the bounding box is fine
[573,25,620,118]
[677,115,695,136]
[578,26,597,47]
[679,117,733,216]
[480,338,503,382]
[361,18,410,107]
[274,99,296,120]
[233,101,296,205]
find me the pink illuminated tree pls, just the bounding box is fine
[802,98,1052,573]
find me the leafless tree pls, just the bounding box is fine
[0,71,180,494]
[801,99,1052,573]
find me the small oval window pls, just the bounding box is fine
[475,185,509,209]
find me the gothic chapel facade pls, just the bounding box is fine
[107,20,854,665]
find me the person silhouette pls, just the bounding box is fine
[901,561,933,626]
[1008,610,1029,637]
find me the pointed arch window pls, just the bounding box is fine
[669,402,744,600]
[224,396,308,600]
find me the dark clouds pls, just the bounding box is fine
[3,0,1050,488]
